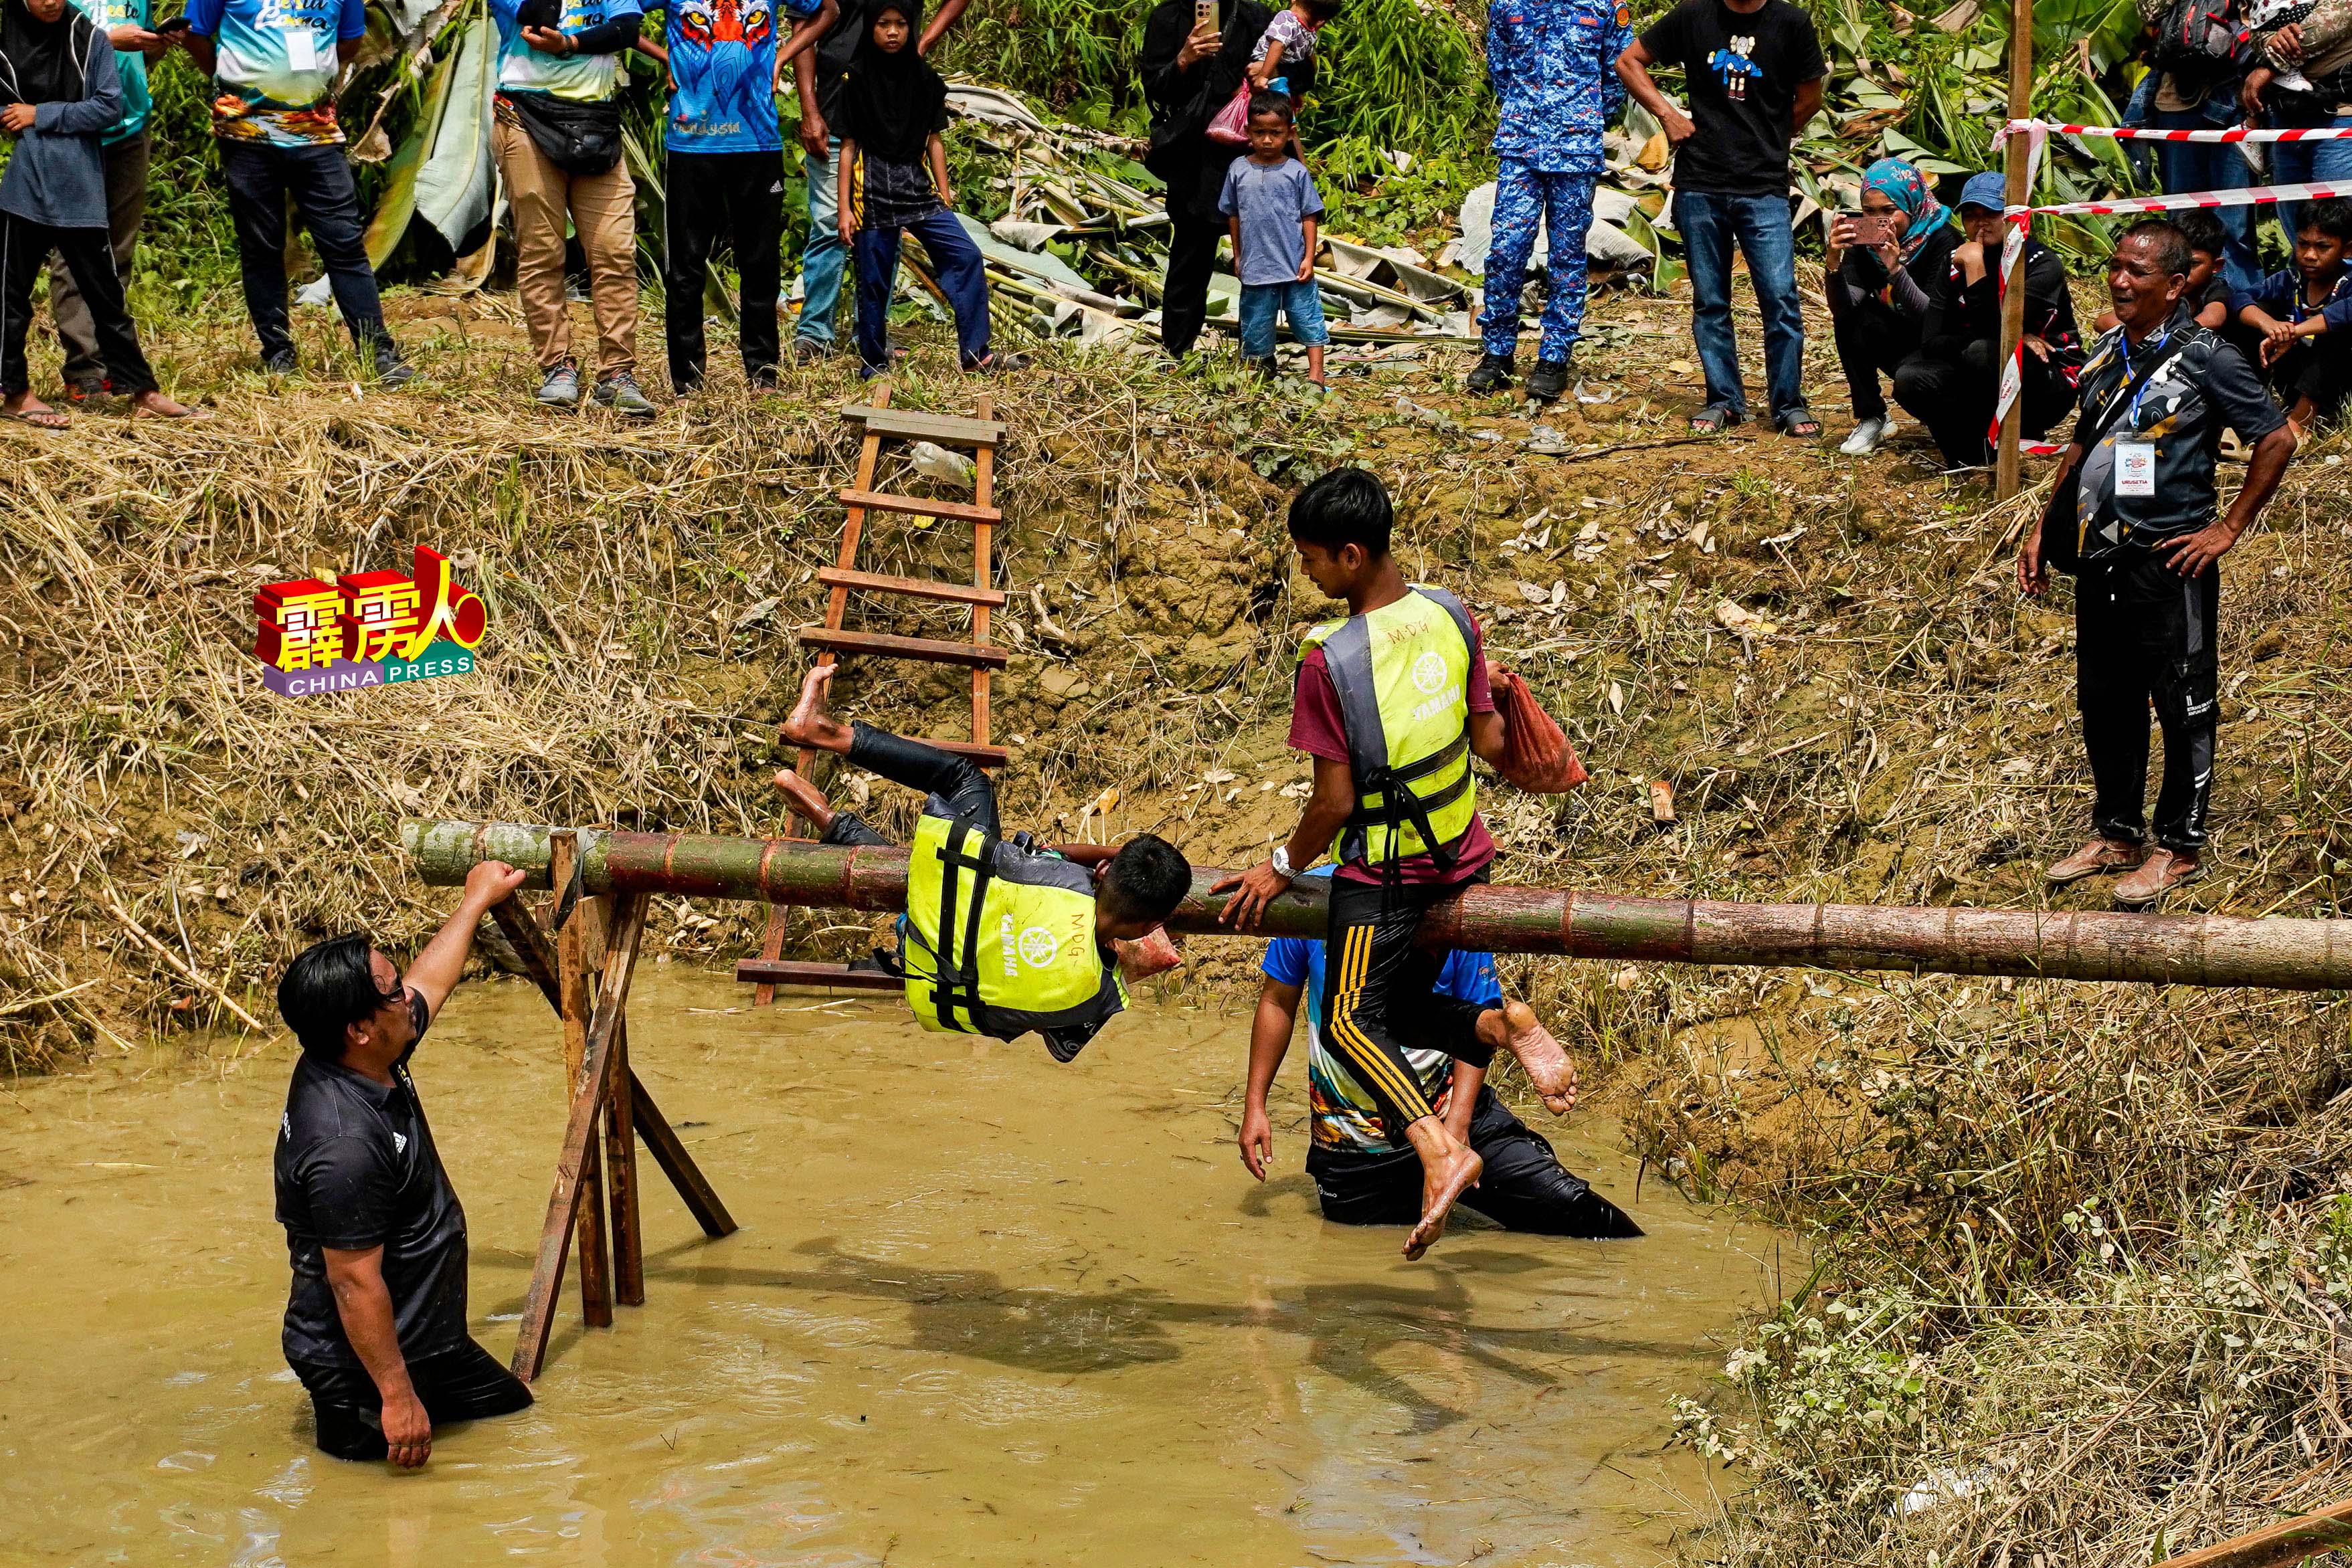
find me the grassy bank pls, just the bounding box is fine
[6,274,2352,1565]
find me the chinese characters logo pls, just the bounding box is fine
[254,546,489,697]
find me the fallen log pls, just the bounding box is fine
[402,819,2352,991]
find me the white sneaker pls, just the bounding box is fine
[1840,415,1894,456]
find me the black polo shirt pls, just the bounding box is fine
[274,989,470,1369]
[2071,309,2284,559]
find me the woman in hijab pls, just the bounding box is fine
[1824,157,1957,456]
[0,0,197,424]
[834,0,1017,374]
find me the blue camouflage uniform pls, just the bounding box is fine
[1479,0,1633,363]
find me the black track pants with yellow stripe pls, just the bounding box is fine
[1318,874,1498,1133]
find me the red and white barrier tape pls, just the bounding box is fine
[2000,116,2352,144]
[2006,179,2352,217]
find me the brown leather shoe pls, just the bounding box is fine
[2047,837,2143,885]
[2113,848,2203,908]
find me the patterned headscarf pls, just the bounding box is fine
[1861,157,1951,259]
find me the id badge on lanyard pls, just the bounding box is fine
[284,19,319,71]
[2105,326,2171,502]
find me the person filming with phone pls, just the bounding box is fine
[1140,0,1271,361]
[1822,157,1957,456]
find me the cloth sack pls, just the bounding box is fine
[1494,666,1588,793]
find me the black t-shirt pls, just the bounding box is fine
[1637,0,1824,195]
[811,0,876,132]
[275,990,470,1369]
[2069,311,2286,553]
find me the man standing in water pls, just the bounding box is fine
[1214,466,1582,1261]
[273,858,532,1468]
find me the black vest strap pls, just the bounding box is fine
[929,821,998,1033]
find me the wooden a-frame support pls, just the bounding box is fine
[485,831,738,1383]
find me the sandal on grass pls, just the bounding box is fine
[1,405,70,429]
[1690,404,1740,433]
[1778,411,1823,439]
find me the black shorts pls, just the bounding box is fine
[1305,1090,1642,1238]
[290,1336,533,1461]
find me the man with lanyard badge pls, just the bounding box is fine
[2019,219,2297,907]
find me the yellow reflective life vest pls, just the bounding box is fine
[901,811,1127,1048]
[1299,585,1479,870]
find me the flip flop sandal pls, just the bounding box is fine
[1,407,70,429]
[1778,412,1823,439]
[130,401,212,421]
[1690,405,1740,434]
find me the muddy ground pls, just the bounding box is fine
[6,267,2352,1565]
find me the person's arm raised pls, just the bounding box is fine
[1240,977,1302,1179]
[401,860,526,1025]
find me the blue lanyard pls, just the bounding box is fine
[2102,324,2174,432]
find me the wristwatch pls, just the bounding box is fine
[1270,845,1295,879]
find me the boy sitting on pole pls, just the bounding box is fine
[777,665,1191,1058]
[1214,466,1581,1260]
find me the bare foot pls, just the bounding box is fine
[778,663,852,752]
[2,393,68,429]
[773,767,836,832]
[1501,1000,1577,1116]
[130,389,209,419]
[1404,1144,1483,1260]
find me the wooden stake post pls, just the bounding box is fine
[488,850,738,1384]
[1995,0,2034,500]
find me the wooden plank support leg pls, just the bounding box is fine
[604,1012,644,1306]
[551,835,613,1331]
[970,393,996,751]
[511,890,651,1383]
[487,891,735,1242]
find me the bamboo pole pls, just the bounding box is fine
[405,821,2352,992]
[1995,0,2033,500]
[2151,1496,2352,1568]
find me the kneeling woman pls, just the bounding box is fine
[835,0,1014,375]
[1824,157,1955,456]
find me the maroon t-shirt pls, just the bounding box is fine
[1287,616,1497,887]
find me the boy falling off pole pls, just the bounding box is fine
[1215,467,1580,1260]
[776,665,1191,1057]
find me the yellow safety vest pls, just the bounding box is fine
[901,811,1127,1046]
[1299,585,1479,870]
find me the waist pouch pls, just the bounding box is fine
[500,91,622,176]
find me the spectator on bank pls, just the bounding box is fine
[2094,207,2233,334]
[1219,91,1329,387]
[651,0,835,394]
[2228,196,2352,432]
[1823,157,1957,455]
[45,0,163,404]
[179,0,415,383]
[836,0,1010,374]
[490,0,652,415]
[1616,0,1825,437]
[2134,0,2262,290]
[1896,171,2083,469]
[0,0,199,425]
[786,0,964,361]
[1466,0,1632,402]
[1142,0,1273,360]
[2019,219,2296,907]
[2244,6,2352,242]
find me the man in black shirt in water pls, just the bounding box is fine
[273,858,531,1468]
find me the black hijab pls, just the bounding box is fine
[841,0,946,164]
[1,0,83,107]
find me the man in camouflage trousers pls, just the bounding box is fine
[1469,0,1633,402]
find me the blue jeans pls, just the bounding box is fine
[2271,110,2352,246]
[2151,101,2264,292]
[1676,189,1806,424]
[1237,279,1329,359]
[1477,163,1597,361]
[218,139,391,363]
[853,208,989,370]
[796,137,846,346]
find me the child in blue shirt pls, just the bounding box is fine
[2229,198,2352,433]
[1216,90,1328,387]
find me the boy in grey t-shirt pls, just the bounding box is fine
[1216,92,1328,388]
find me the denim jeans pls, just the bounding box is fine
[2151,101,2264,292]
[218,139,391,363]
[1675,189,1807,425]
[2271,110,2352,246]
[852,208,989,370]
[795,137,846,346]
[1237,279,1329,359]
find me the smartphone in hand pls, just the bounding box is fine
[155,15,192,34]
[1194,0,1216,29]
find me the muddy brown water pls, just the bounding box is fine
[1,968,1779,1567]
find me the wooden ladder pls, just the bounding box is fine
[746,384,1010,1003]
